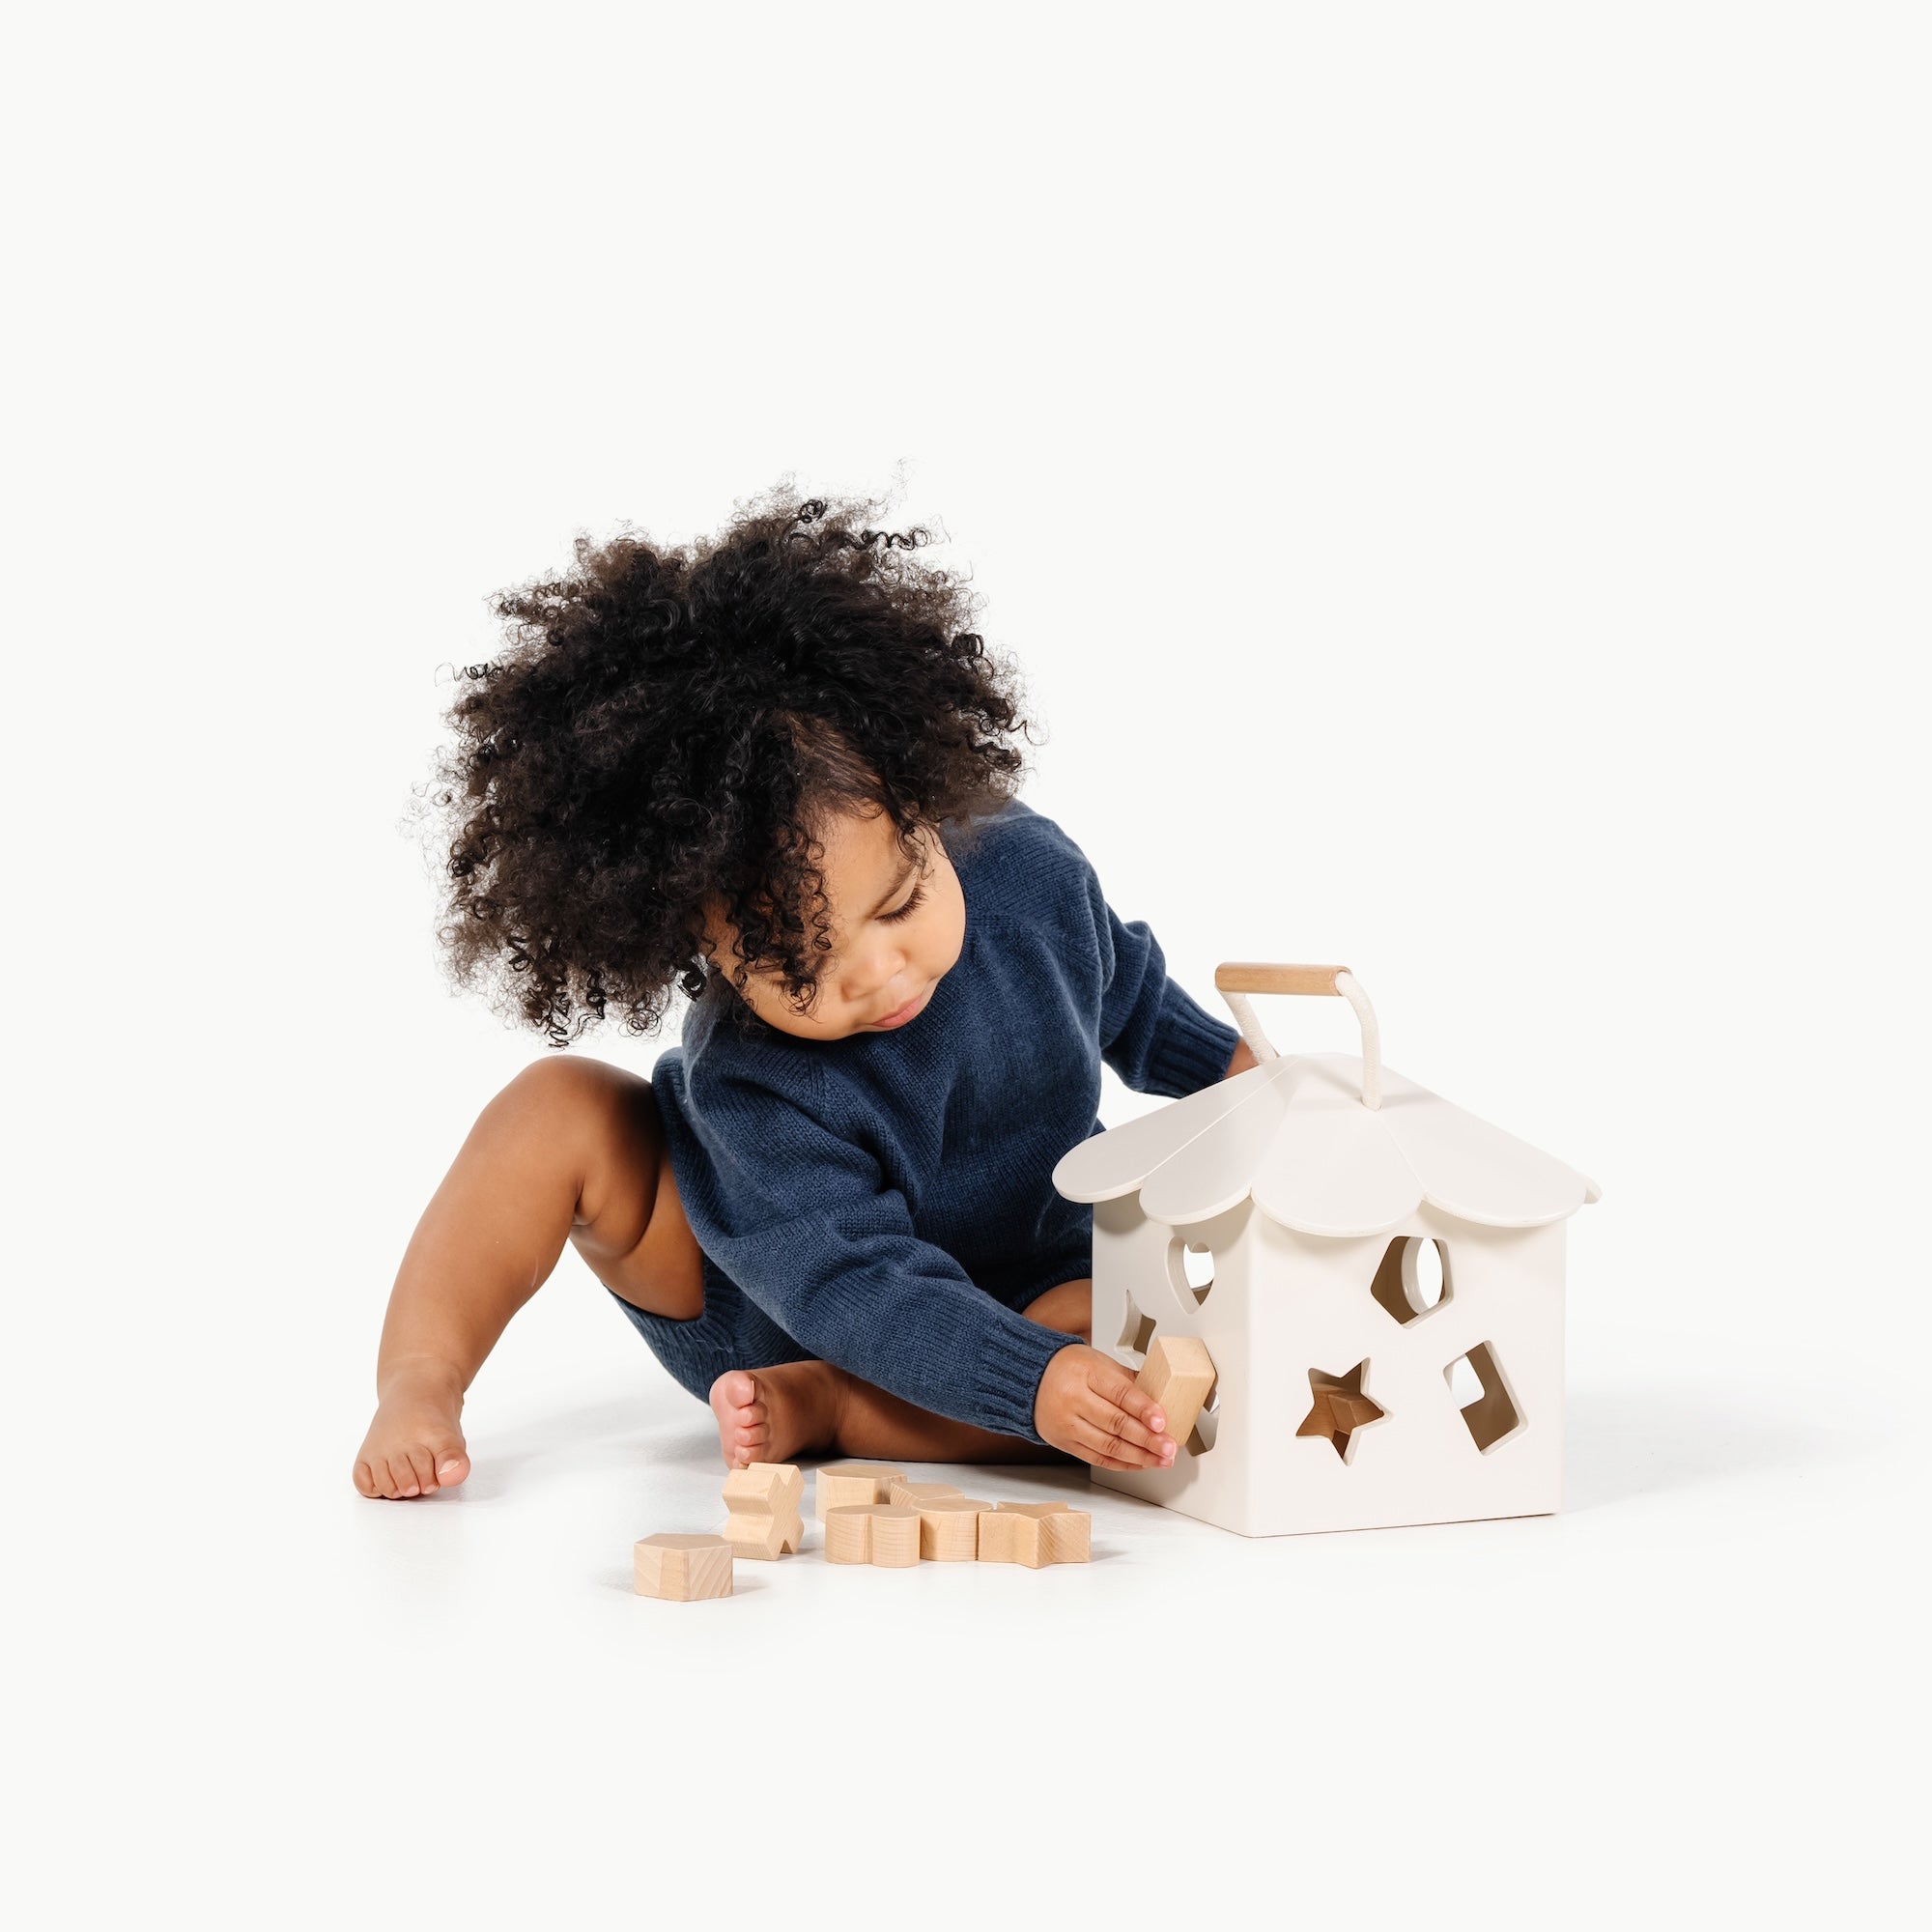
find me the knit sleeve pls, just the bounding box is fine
[672,1056,1083,1442]
[1084,867,1241,1098]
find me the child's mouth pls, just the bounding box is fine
[870,984,930,1029]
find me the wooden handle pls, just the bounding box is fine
[1215,962,1382,1109]
[1215,963,1352,999]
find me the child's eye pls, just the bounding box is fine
[879,883,927,924]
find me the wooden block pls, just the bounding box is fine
[824,1503,923,1567]
[888,1479,963,1508]
[979,1500,1088,1570]
[823,1504,874,1564]
[722,1462,805,1560]
[1138,1335,1217,1445]
[634,1533,733,1602]
[1295,1391,1336,1439]
[866,1505,923,1568]
[814,1462,906,1522]
[1040,1510,1092,1567]
[977,1500,1061,1567]
[1328,1392,1381,1430]
[913,1495,990,1562]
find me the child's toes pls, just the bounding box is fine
[433,1446,470,1489]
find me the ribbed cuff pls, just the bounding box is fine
[1148,994,1242,1098]
[970,1312,1087,1443]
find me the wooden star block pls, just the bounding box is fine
[1295,1391,1337,1440]
[911,1494,990,1562]
[814,1462,906,1522]
[1296,1363,1384,1459]
[823,1503,923,1567]
[634,1533,733,1602]
[977,1500,1091,1568]
[1137,1334,1217,1445]
[721,1462,805,1560]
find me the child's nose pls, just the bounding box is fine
[844,941,910,1006]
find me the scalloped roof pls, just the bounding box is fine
[1052,1053,1600,1237]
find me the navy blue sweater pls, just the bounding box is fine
[649,800,1241,1442]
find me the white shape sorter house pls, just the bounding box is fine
[1051,964,1600,1538]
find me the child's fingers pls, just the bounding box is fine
[1091,1362,1168,1435]
[1079,1394,1171,1460]
[1069,1412,1171,1471]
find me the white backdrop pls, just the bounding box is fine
[8,5,1925,1926]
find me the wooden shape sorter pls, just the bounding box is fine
[722,1463,805,1560]
[634,1534,734,1602]
[814,1463,906,1523]
[1051,963,1600,1539]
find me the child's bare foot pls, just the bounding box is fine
[708,1362,845,1469]
[354,1372,470,1498]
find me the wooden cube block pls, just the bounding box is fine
[913,1495,990,1562]
[634,1533,733,1602]
[888,1479,964,1508]
[823,1503,923,1567]
[722,1462,805,1560]
[1138,1335,1217,1445]
[977,1500,1089,1569]
[814,1462,907,1522]
[1039,1510,1092,1567]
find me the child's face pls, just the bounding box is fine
[700,807,966,1040]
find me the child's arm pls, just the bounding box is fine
[1072,854,1243,1097]
[684,1064,1128,1457]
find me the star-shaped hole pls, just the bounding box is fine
[1295,1361,1385,1462]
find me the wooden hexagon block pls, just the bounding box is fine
[823,1503,923,1567]
[814,1462,906,1522]
[1137,1334,1217,1445]
[976,1500,1090,1568]
[722,1462,805,1560]
[634,1533,733,1602]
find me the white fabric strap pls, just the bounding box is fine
[1220,972,1381,1111]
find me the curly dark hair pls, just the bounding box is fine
[426,483,1034,1045]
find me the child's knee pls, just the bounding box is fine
[1024,1278,1092,1342]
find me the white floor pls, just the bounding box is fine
[28,1270,1915,1930]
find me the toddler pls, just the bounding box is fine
[354,487,1255,1498]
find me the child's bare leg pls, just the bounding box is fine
[355,1058,704,1498]
[707,1279,1094,1469]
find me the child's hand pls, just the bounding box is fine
[1034,1345,1178,1471]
